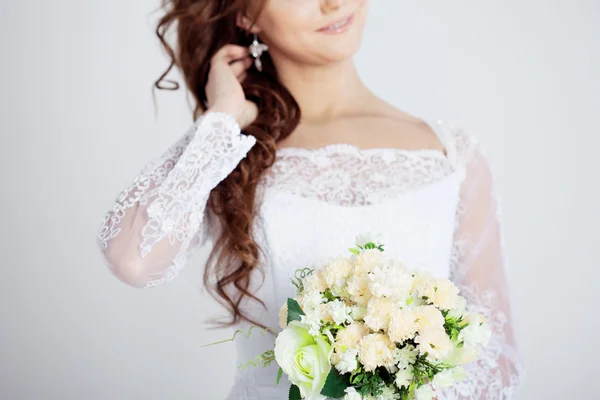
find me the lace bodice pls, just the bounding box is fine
[97,112,524,399]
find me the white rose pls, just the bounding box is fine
[274,321,332,400]
[432,369,454,390]
[415,384,435,400]
[358,333,395,372]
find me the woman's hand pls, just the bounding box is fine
[205,44,259,130]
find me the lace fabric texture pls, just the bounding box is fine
[97,111,524,399]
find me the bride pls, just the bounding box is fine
[97,0,524,398]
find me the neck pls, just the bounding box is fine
[271,56,371,123]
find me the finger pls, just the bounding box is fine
[230,57,253,77]
[237,72,248,83]
[212,44,250,64]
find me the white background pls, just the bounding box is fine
[1,1,599,399]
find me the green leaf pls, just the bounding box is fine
[289,384,301,400]
[276,367,283,385]
[348,247,360,255]
[320,368,350,398]
[287,298,305,324]
[323,288,336,302]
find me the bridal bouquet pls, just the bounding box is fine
[240,233,491,400]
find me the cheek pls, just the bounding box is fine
[260,0,368,61]
[261,5,317,44]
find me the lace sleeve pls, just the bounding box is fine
[97,111,256,288]
[441,125,525,399]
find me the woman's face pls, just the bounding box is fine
[250,0,369,65]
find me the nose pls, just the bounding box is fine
[321,0,345,13]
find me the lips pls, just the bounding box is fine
[317,13,355,32]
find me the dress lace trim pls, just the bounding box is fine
[261,143,456,208]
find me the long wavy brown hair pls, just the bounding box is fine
[153,0,300,330]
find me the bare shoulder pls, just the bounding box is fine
[364,97,446,152]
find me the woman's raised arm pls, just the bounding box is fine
[97,111,256,288]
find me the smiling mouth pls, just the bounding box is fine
[317,13,355,33]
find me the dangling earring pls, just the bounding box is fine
[249,33,268,72]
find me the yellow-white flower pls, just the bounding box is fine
[349,304,367,321]
[447,295,467,319]
[445,345,479,365]
[394,365,414,389]
[343,387,363,400]
[303,270,328,294]
[388,307,419,343]
[459,312,492,348]
[392,344,419,369]
[427,278,460,310]
[322,255,353,292]
[415,383,435,400]
[336,322,369,353]
[358,333,395,372]
[451,366,467,381]
[279,302,288,329]
[317,303,334,324]
[327,299,353,325]
[377,384,401,400]
[432,369,455,389]
[354,248,383,275]
[335,347,359,374]
[301,291,326,313]
[355,231,384,248]
[364,296,396,331]
[415,305,445,331]
[415,327,453,361]
[412,271,434,297]
[368,260,414,301]
[347,274,372,306]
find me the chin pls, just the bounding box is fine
[318,41,362,63]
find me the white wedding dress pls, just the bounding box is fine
[97,111,524,399]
